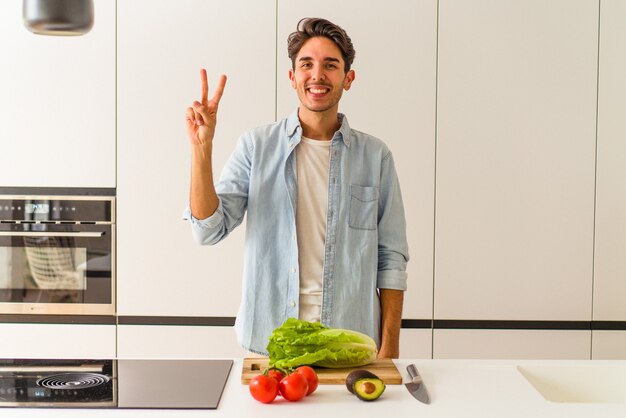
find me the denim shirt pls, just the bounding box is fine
[183,110,409,354]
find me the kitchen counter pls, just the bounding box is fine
[1,359,626,417]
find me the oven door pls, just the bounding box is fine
[0,223,114,315]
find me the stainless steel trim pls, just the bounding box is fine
[0,231,104,237]
[0,401,116,408]
[111,226,116,311]
[0,231,104,238]
[0,303,115,315]
[111,196,116,224]
[0,221,113,225]
[0,365,105,373]
[0,195,114,202]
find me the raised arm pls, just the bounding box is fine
[186,69,227,219]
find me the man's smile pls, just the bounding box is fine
[306,85,331,95]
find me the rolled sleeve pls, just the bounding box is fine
[182,202,224,229]
[182,200,227,245]
[377,269,408,291]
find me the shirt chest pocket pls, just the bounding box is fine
[349,185,379,230]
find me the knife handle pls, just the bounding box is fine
[407,364,423,383]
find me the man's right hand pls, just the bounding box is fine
[187,69,226,220]
[186,69,227,147]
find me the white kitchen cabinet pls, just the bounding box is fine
[116,0,275,317]
[0,323,116,359]
[399,329,432,359]
[277,0,438,321]
[434,329,591,360]
[592,331,626,360]
[434,0,598,322]
[593,0,626,322]
[117,325,246,359]
[0,0,115,188]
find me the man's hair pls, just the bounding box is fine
[287,17,356,73]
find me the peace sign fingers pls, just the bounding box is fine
[186,69,227,146]
[200,69,227,107]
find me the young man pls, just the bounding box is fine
[184,18,409,358]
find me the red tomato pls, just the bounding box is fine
[249,374,279,404]
[295,366,319,395]
[278,372,309,402]
[267,368,285,383]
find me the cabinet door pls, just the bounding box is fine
[592,331,626,360]
[277,0,438,322]
[434,329,590,360]
[116,0,275,316]
[593,0,626,322]
[434,0,598,322]
[400,329,433,359]
[117,325,246,359]
[0,0,115,188]
[0,324,116,359]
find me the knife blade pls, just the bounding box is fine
[405,364,430,404]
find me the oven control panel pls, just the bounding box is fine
[0,197,113,223]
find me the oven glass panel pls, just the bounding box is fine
[0,246,87,302]
[0,242,111,304]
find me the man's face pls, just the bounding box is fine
[289,36,355,115]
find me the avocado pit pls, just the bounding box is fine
[359,381,376,394]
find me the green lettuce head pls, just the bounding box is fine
[266,318,378,369]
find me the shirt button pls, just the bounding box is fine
[292,234,297,241]
[289,301,296,308]
[290,267,296,273]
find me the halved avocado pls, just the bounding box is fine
[353,377,385,401]
[345,370,379,394]
[345,370,386,401]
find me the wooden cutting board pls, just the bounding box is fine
[241,357,402,385]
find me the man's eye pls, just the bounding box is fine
[301,63,312,69]
[326,64,337,69]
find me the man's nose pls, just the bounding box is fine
[311,65,325,81]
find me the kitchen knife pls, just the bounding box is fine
[405,364,430,404]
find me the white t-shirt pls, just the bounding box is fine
[295,136,331,322]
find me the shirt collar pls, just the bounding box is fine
[286,108,352,147]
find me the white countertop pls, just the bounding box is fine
[2,359,626,417]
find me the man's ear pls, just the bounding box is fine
[289,68,296,89]
[343,69,355,91]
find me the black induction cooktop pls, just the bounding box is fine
[0,358,233,409]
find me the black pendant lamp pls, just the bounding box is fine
[23,0,94,36]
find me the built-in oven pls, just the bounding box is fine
[0,195,114,315]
